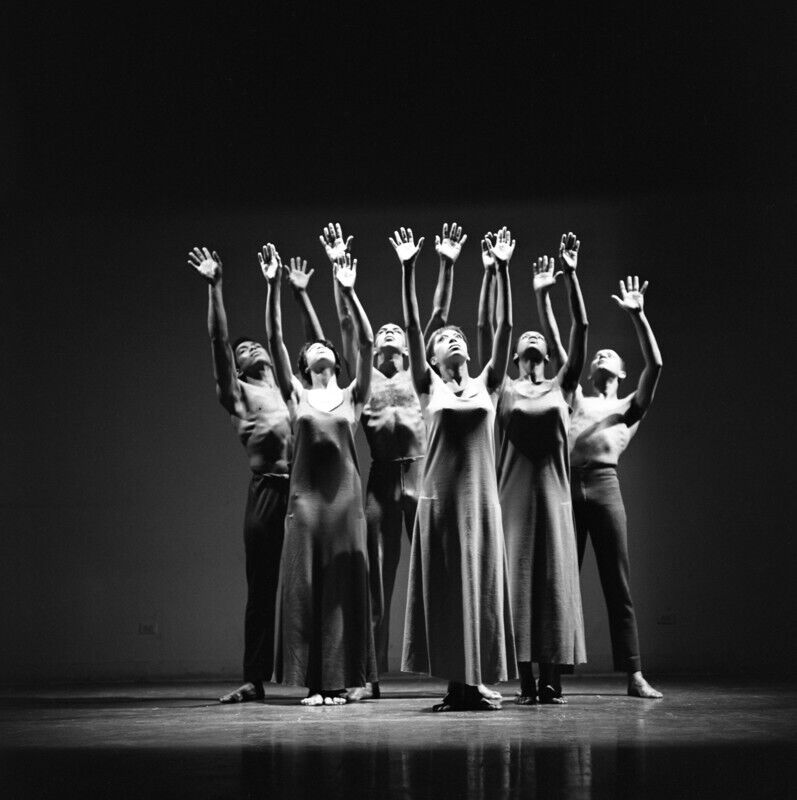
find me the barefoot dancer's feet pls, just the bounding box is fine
[628,672,663,698]
[219,682,265,704]
[433,683,502,712]
[345,682,380,702]
[301,693,324,706]
[477,684,502,701]
[538,684,567,705]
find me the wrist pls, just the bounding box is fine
[496,260,510,272]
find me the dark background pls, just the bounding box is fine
[1,4,794,681]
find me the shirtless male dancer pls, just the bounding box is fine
[540,269,663,698]
[318,221,464,699]
[189,246,324,703]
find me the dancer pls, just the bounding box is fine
[543,274,663,699]
[319,221,464,698]
[264,244,377,705]
[495,236,588,705]
[187,247,324,704]
[395,226,516,712]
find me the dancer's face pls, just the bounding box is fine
[305,342,336,373]
[516,331,548,363]
[432,327,469,367]
[375,324,407,354]
[590,349,625,379]
[235,340,271,375]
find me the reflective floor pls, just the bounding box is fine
[1,677,795,798]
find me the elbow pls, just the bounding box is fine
[497,319,513,335]
[360,330,374,348]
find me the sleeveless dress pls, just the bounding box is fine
[274,385,377,690]
[401,370,516,685]
[496,376,586,666]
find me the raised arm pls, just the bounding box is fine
[333,254,374,405]
[557,232,589,394]
[260,244,297,403]
[612,276,662,423]
[484,227,514,391]
[286,257,325,342]
[477,232,497,370]
[188,247,242,415]
[423,221,466,343]
[319,222,356,375]
[532,255,568,372]
[390,227,430,396]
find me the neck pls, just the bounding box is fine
[439,361,469,385]
[376,351,404,377]
[310,368,338,390]
[243,365,274,388]
[593,375,619,399]
[519,360,546,383]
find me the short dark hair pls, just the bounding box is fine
[296,338,342,380]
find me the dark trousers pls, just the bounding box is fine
[365,458,421,674]
[243,474,289,683]
[571,466,641,673]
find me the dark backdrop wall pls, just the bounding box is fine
[1,4,794,682]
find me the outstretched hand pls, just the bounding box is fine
[334,253,358,291]
[389,226,425,265]
[287,257,314,291]
[258,243,284,283]
[485,226,515,266]
[558,232,580,272]
[480,232,497,272]
[188,247,222,285]
[435,221,467,264]
[319,222,353,264]
[532,255,562,293]
[611,275,648,314]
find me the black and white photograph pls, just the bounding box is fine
[1,4,795,798]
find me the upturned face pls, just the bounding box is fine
[235,340,271,374]
[590,349,625,379]
[432,328,469,367]
[375,323,407,354]
[305,342,336,373]
[516,331,548,363]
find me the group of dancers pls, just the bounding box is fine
[188,219,663,711]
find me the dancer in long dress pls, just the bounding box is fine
[495,235,588,705]
[543,274,663,699]
[188,247,324,704]
[319,221,464,699]
[263,244,377,705]
[394,225,517,711]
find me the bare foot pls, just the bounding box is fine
[538,684,567,705]
[628,673,663,699]
[515,693,537,705]
[323,695,347,705]
[477,684,502,701]
[345,682,378,702]
[219,682,264,704]
[301,693,324,706]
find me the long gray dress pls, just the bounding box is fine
[496,376,586,666]
[402,369,516,685]
[274,385,377,690]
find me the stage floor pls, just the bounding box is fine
[1,676,795,799]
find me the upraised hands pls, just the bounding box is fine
[389,227,425,265]
[480,232,497,272]
[334,253,358,291]
[319,222,353,264]
[286,257,315,291]
[485,226,515,266]
[532,255,562,293]
[258,243,284,283]
[611,275,649,314]
[435,221,467,264]
[558,232,580,272]
[188,247,222,285]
